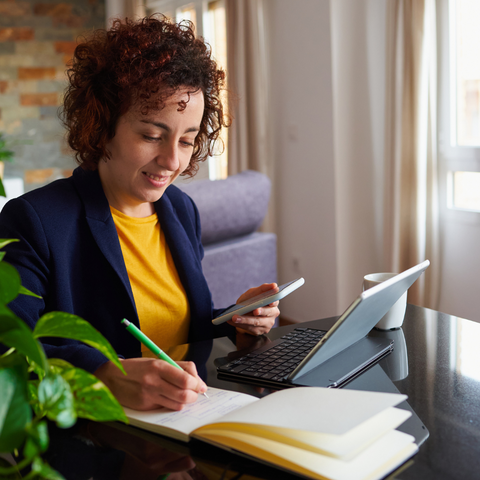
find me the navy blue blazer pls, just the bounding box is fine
[0,167,234,372]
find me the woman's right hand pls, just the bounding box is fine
[94,358,207,411]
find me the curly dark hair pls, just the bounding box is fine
[62,15,229,176]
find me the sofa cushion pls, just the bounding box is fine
[202,232,277,308]
[177,170,271,245]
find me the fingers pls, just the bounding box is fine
[250,301,280,316]
[229,303,280,336]
[236,302,280,320]
[236,283,278,303]
[148,361,206,410]
[177,361,208,394]
[95,358,206,411]
[231,282,280,336]
[232,318,275,335]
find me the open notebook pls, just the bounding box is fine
[123,386,418,480]
[217,260,430,389]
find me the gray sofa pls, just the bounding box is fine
[177,170,277,313]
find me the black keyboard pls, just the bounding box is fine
[217,327,327,382]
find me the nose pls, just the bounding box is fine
[156,140,180,172]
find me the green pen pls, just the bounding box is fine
[121,318,208,398]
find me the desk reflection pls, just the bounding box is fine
[44,420,195,480]
[45,418,300,480]
[370,328,409,381]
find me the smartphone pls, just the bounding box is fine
[212,278,305,325]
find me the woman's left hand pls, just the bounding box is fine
[227,283,280,336]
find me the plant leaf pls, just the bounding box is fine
[0,262,20,304]
[28,358,47,380]
[61,368,128,423]
[34,312,125,374]
[38,374,63,406]
[18,285,42,298]
[0,239,19,249]
[0,369,15,432]
[0,306,48,372]
[0,355,32,452]
[0,457,22,479]
[27,380,41,416]
[48,358,74,375]
[23,420,49,459]
[31,457,66,480]
[0,179,5,198]
[38,373,76,429]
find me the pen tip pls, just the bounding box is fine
[121,319,130,326]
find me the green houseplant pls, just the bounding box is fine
[0,238,128,479]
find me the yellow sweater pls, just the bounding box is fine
[111,207,190,359]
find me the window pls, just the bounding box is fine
[146,0,228,180]
[440,0,480,215]
[450,0,480,147]
[447,171,480,211]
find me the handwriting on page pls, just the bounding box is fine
[148,388,257,435]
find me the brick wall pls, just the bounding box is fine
[0,0,105,190]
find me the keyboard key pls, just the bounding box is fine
[230,364,249,373]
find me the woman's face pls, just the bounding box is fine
[98,88,205,217]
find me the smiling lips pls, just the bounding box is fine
[143,171,169,184]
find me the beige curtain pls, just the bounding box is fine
[225,0,273,231]
[124,0,146,20]
[225,0,270,176]
[384,0,440,308]
[106,0,145,24]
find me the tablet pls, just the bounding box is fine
[212,278,305,325]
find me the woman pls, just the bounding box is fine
[0,17,279,411]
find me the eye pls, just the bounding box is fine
[180,140,195,147]
[143,135,161,142]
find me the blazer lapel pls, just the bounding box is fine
[156,192,214,342]
[72,168,136,310]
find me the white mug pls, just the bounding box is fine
[363,272,407,330]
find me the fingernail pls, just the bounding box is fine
[234,317,242,323]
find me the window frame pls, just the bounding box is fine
[438,0,480,222]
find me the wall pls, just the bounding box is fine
[266,0,338,322]
[331,0,387,312]
[439,220,480,321]
[265,0,388,322]
[0,0,105,190]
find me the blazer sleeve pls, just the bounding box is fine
[1,197,50,323]
[0,197,110,373]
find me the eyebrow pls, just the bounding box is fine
[140,120,200,133]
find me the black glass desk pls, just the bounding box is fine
[43,305,480,479]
